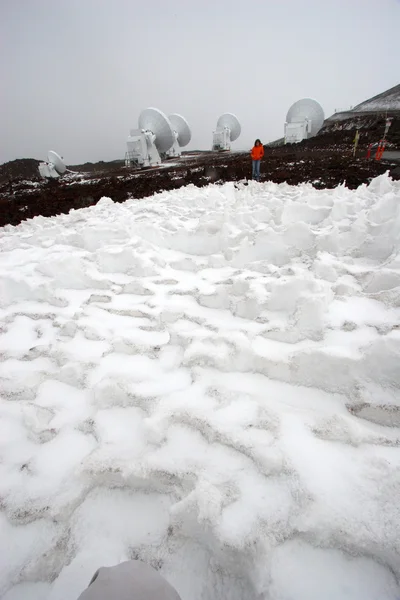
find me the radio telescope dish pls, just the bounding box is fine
[217,113,241,142]
[169,114,191,147]
[38,150,67,179]
[138,108,174,153]
[47,151,66,174]
[164,113,192,158]
[212,113,241,151]
[285,99,325,143]
[126,107,175,167]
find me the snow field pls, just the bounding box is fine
[0,173,400,599]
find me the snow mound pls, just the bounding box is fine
[0,174,400,600]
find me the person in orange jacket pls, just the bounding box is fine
[250,139,264,181]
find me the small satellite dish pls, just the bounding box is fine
[212,113,241,151]
[126,107,175,167]
[285,98,325,144]
[38,150,67,179]
[165,113,192,158]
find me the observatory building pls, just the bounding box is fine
[38,151,67,179]
[284,98,325,144]
[212,113,241,151]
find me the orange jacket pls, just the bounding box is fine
[251,144,264,160]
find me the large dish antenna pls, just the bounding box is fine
[126,107,175,167]
[212,113,241,151]
[138,108,175,153]
[169,114,191,147]
[165,113,192,158]
[47,151,66,174]
[38,150,67,179]
[216,113,241,142]
[285,98,325,143]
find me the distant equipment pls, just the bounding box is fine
[126,108,175,167]
[38,151,67,179]
[165,114,192,158]
[212,113,241,151]
[284,99,325,144]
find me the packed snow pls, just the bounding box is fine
[0,174,400,600]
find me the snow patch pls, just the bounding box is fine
[0,174,400,600]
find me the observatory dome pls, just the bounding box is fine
[286,98,325,137]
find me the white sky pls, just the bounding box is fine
[1,0,399,165]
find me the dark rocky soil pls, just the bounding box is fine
[1,115,399,229]
[0,158,40,185]
[305,113,400,150]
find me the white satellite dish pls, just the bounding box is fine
[126,107,175,167]
[284,98,325,144]
[212,113,241,151]
[165,113,192,158]
[38,150,67,179]
[47,151,66,174]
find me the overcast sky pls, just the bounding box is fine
[1,0,399,165]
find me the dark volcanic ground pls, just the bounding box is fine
[1,114,399,228]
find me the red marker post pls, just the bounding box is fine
[375,140,387,161]
[379,140,386,160]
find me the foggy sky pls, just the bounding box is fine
[1,0,399,165]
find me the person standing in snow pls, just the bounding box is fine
[250,139,264,182]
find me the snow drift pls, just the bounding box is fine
[0,174,399,600]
